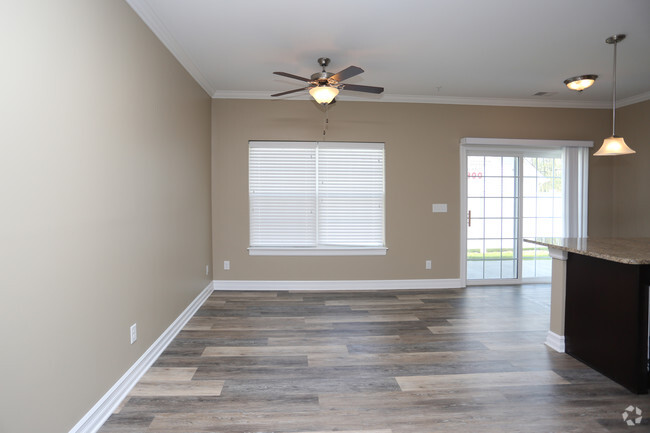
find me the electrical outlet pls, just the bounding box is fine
[224,260,230,270]
[425,260,432,270]
[206,264,209,276]
[130,323,137,344]
[432,203,448,213]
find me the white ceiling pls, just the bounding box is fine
[126,0,650,108]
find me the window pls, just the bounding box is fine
[249,141,386,255]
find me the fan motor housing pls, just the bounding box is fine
[311,71,334,82]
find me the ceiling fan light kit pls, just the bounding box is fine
[309,85,339,105]
[594,34,635,156]
[564,74,598,91]
[272,57,384,105]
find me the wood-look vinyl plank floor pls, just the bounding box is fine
[294,430,393,433]
[202,344,349,357]
[306,349,555,368]
[139,367,197,382]
[324,299,425,306]
[155,355,309,369]
[97,285,650,433]
[396,370,570,391]
[266,335,402,346]
[116,395,320,415]
[129,381,224,397]
[304,314,421,324]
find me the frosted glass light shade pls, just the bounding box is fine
[564,75,597,91]
[594,136,636,156]
[309,86,339,104]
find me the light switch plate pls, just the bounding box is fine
[432,203,448,213]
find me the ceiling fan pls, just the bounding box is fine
[272,57,384,105]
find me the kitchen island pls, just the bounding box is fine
[525,237,650,394]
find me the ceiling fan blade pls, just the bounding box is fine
[271,87,310,97]
[340,83,384,94]
[330,66,364,82]
[273,71,312,82]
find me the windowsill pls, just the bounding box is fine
[248,247,388,256]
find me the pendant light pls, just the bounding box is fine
[594,34,636,156]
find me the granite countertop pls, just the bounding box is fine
[524,237,650,265]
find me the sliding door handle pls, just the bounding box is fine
[468,210,472,227]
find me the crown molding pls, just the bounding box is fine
[125,0,216,96]
[212,90,650,109]
[211,90,615,109]
[371,94,610,109]
[618,90,650,107]
[212,90,299,100]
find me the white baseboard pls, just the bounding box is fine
[545,330,565,353]
[213,279,464,291]
[69,282,214,433]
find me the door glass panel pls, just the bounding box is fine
[502,198,516,219]
[485,198,502,217]
[502,158,516,176]
[501,260,516,279]
[502,177,516,197]
[521,156,563,279]
[484,157,502,176]
[467,155,519,280]
[553,197,563,218]
[485,219,501,238]
[502,218,516,237]
[485,178,502,196]
[537,198,553,217]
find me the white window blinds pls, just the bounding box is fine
[249,142,317,247]
[318,143,385,247]
[249,141,385,253]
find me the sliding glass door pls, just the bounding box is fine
[466,155,519,280]
[464,150,563,284]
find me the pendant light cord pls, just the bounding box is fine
[611,39,617,136]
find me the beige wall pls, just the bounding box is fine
[212,99,613,281]
[0,2,212,433]
[2,2,644,430]
[612,100,650,236]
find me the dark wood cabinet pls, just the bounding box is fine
[565,253,650,393]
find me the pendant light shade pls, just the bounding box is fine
[309,85,339,105]
[594,34,635,156]
[594,136,635,156]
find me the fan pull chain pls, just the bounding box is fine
[322,106,329,139]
